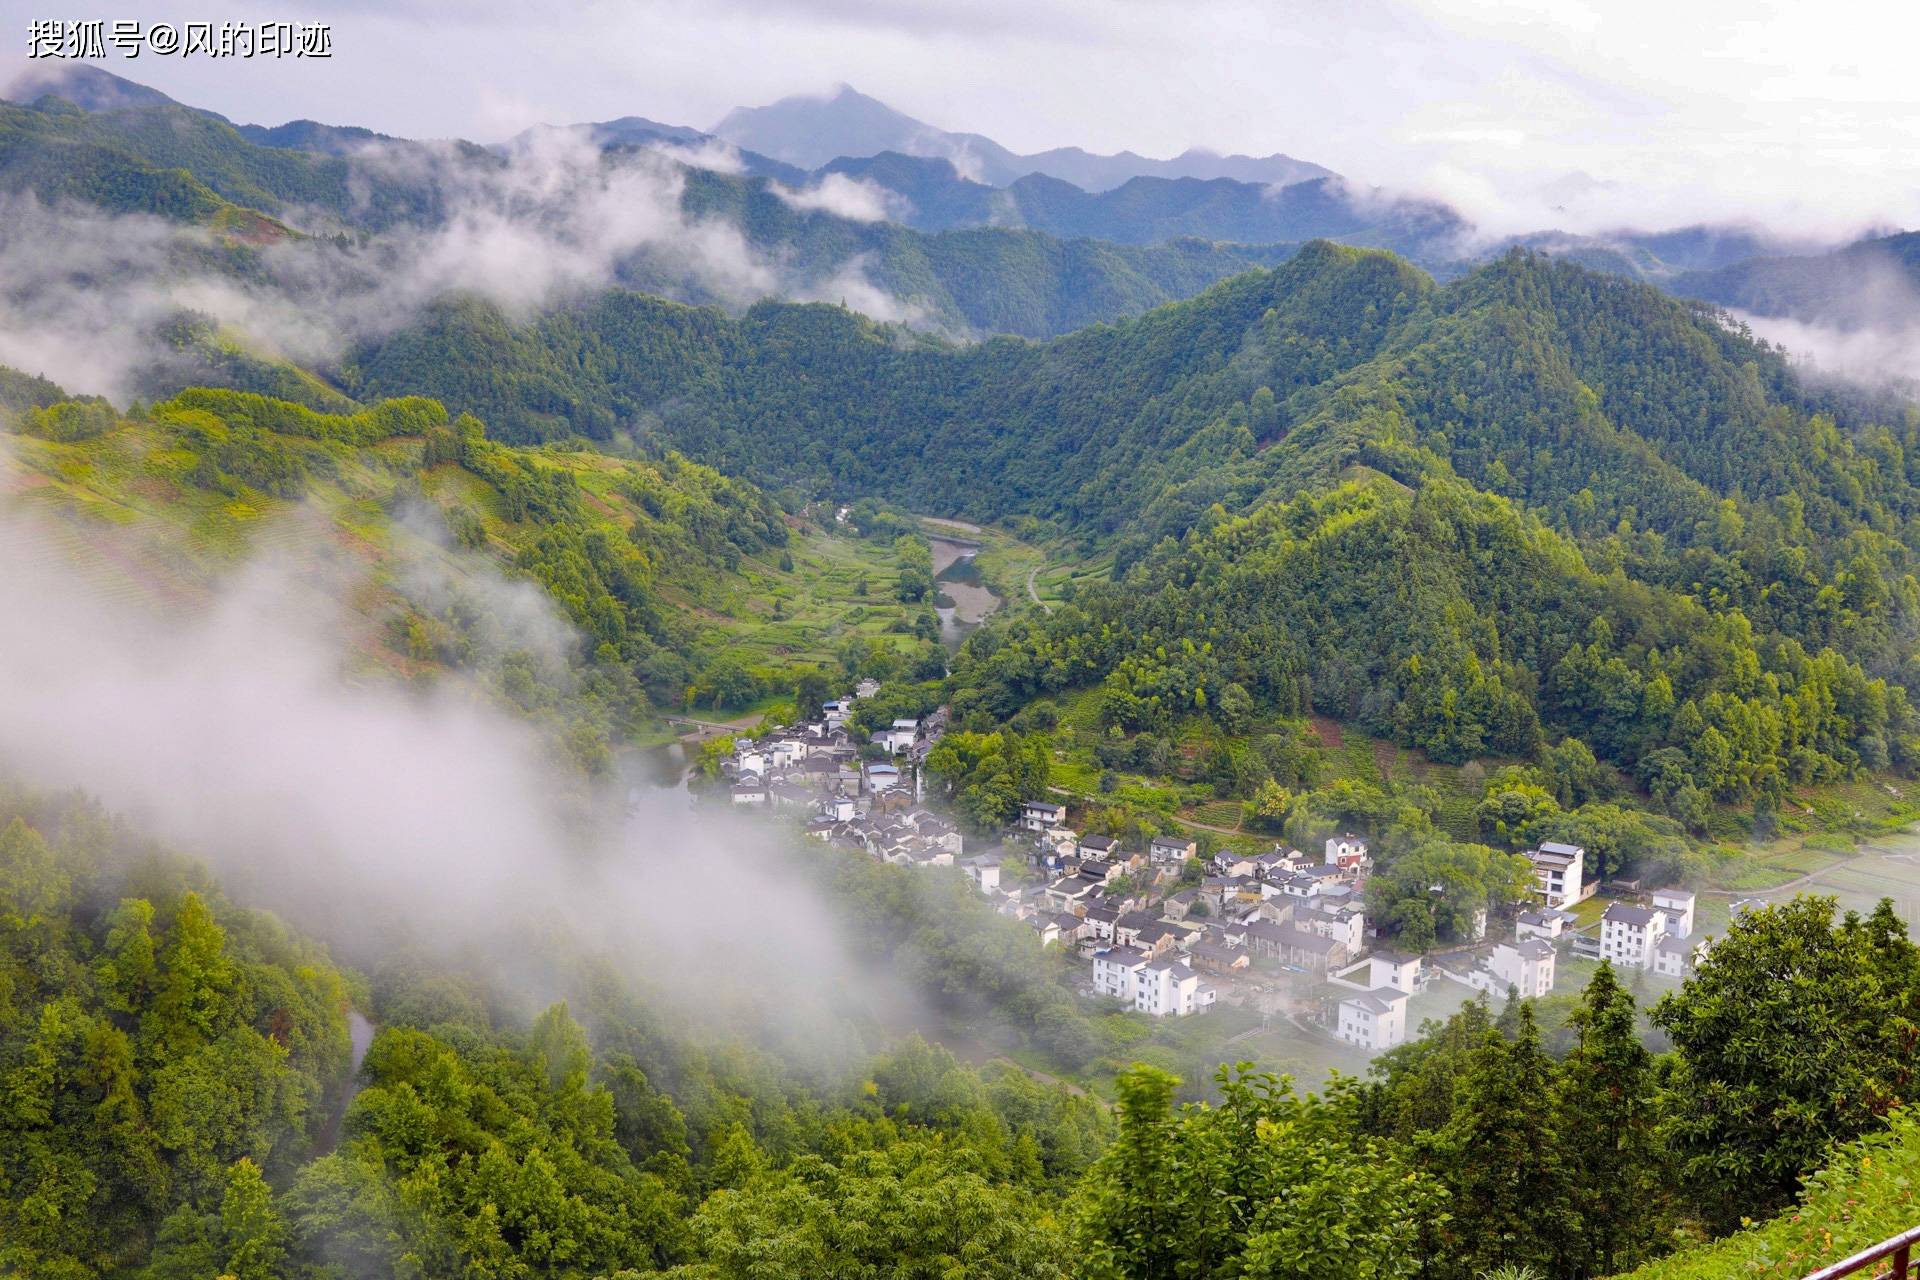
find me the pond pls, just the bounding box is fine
[930,535,1002,650]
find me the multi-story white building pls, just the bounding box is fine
[1651,887,1696,939]
[1336,988,1410,1051]
[1600,902,1668,968]
[1092,948,1215,1017]
[1527,842,1586,908]
[1488,938,1556,997]
[1134,959,1217,1017]
[1149,834,1198,865]
[1366,950,1423,995]
[1092,946,1150,999]
[1020,800,1066,832]
[1324,834,1370,870]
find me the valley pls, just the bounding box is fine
[3,43,1920,1280]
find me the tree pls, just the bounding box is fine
[791,666,834,723]
[1074,1064,1441,1279]
[1217,681,1255,733]
[219,1158,289,1280]
[683,1139,1068,1280]
[1426,1007,1570,1279]
[1553,964,1669,1277]
[1246,780,1294,833]
[154,892,235,1045]
[1652,896,1920,1230]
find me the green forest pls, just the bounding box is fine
[3,787,1917,1279]
[7,69,1920,1278]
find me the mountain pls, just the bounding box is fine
[0,86,1302,340]
[346,244,1920,824]
[821,153,1464,256]
[2,61,182,113]
[712,84,1330,190]
[1670,229,1920,328]
[235,117,398,157]
[502,117,811,183]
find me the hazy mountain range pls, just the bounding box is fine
[4,63,1911,342]
[709,83,1333,190]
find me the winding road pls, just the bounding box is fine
[1027,566,1053,613]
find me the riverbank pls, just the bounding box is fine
[930,534,1001,648]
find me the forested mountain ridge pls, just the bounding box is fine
[0,86,1305,341]
[345,243,1920,826]
[1671,229,1920,329]
[0,381,890,762]
[348,239,1915,561]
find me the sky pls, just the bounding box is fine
[1,0,1917,235]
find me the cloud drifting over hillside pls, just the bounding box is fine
[0,487,910,1043]
[0,125,921,402]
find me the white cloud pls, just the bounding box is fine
[770,172,905,222]
[0,486,913,1038]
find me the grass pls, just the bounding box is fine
[1616,1110,1920,1280]
[1188,800,1244,829]
[695,528,930,667]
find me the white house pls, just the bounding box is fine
[1336,988,1410,1051]
[1093,947,1151,999]
[822,698,853,726]
[1367,950,1423,995]
[1528,842,1586,909]
[877,720,920,754]
[730,783,767,805]
[1299,903,1367,955]
[1134,959,1216,1017]
[864,762,902,793]
[1149,834,1199,865]
[1651,888,1696,939]
[1600,902,1669,969]
[1324,834,1370,869]
[962,856,1002,894]
[1514,907,1575,942]
[1489,938,1556,997]
[1020,800,1066,832]
[1652,933,1693,978]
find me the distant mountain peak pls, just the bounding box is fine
[3,62,187,113]
[712,86,1332,192]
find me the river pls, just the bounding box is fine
[930,535,1002,650]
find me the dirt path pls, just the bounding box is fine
[664,712,765,739]
[1027,566,1053,614]
[917,515,984,535]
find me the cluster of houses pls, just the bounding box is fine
[725,680,953,809]
[717,683,991,874]
[1321,841,1713,1052]
[1001,806,1380,1020]
[720,704,1719,1052]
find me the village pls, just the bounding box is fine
[716,683,1727,1054]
